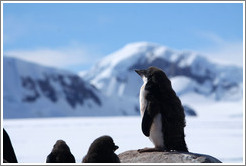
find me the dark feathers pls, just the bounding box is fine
[136,66,188,152]
[141,102,152,137]
[82,135,120,163]
[3,128,18,163]
[46,140,75,163]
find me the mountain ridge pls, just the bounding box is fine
[3,42,243,118]
[3,56,126,118]
[84,42,243,101]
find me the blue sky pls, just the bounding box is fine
[3,2,244,72]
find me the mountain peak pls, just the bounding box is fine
[94,42,170,73]
[84,42,243,101]
[123,41,161,49]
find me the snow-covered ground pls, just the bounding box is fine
[3,98,244,164]
[2,42,244,164]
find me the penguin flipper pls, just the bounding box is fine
[142,104,153,137]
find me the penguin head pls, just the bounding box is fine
[88,135,119,154]
[135,68,149,84]
[52,140,71,153]
[135,66,172,90]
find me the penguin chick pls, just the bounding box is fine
[135,66,188,153]
[46,140,75,163]
[82,135,120,163]
[3,128,18,163]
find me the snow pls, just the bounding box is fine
[3,96,244,164]
[3,116,243,164]
[4,56,142,118]
[177,52,194,68]
[101,42,159,69]
[107,77,117,96]
[2,43,244,164]
[171,76,195,96]
[84,42,162,85]
[118,83,126,97]
[84,42,243,102]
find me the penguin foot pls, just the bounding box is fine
[138,147,165,153]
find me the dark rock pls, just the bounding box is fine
[37,77,57,102]
[118,150,222,163]
[21,76,40,102]
[20,73,101,108]
[129,56,214,85]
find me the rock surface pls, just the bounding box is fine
[118,150,222,163]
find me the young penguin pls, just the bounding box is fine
[3,128,18,163]
[135,66,188,153]
[82,135,120,163]
[46,140,76,163]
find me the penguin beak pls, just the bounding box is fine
[135,69,146,77]
[114,145,119,151]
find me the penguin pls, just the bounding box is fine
[82,135,120,163]
[135,66,188,153]
[3,128,18,163]
[46,140,76,163]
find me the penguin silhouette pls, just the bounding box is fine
[3,128,18,163]
[135,66,188,153]
[82,135,120,163]
[46,140,76,163]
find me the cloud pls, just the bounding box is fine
[197,32,243,67]
[4,45,102,71]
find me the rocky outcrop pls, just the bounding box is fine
[118,150,222,163]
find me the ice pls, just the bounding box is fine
[3,114,243,164]
[2,86,244,163]
[2,96,244,163]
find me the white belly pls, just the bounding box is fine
[139,77,164,148]
[139,77,148,117]
[149,113,164,148]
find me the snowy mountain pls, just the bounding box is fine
[84,42,243,101]
[3,56,135,119]
[3,42,243,119]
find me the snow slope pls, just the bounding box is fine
[84,42,243,101]
[3,56,137,119]
[3,42,243,119]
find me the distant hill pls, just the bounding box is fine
[3,42,243,118]
[84,42,243,101]
[3,56,134,118]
